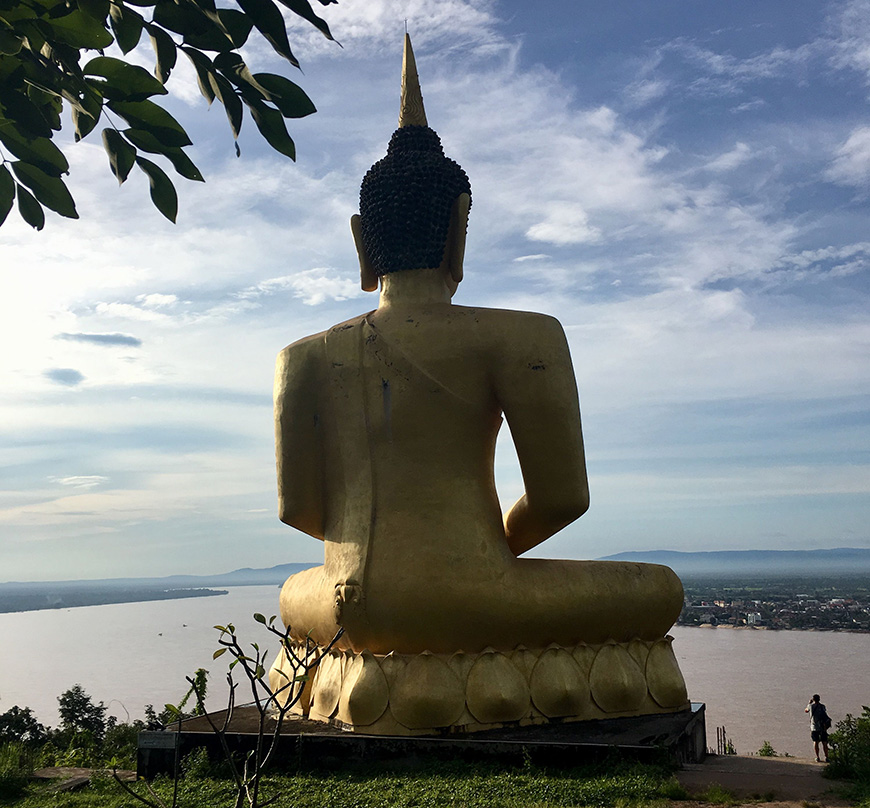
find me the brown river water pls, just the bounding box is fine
[2,585,868,757]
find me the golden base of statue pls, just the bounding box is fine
[269,636,689,735]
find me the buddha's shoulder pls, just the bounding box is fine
[277,313,373,364]
[450,305,566,340]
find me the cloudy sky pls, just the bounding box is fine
[2,0,870,581]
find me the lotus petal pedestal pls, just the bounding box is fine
[269,635,689,735]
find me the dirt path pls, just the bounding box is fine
[677,755,852,806]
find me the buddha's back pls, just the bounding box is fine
[319,303,584,569]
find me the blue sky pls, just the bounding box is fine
[2,0,869,581]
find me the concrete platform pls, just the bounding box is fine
[137,702,706,778]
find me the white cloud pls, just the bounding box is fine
[137,293,179,308]
[284,268,363,305]
[237,269,363,306]
[624,78,670,107]
[825,126,870,188]
[828,0,870,84]
[665,39,820,96]
[705,142,752,172]
[286,0,502,55]
[525,206,601,246]
[513,254,550,263]
[48,476,109,489]
[94,302,172,322]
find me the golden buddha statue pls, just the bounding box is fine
[270,36,689,734]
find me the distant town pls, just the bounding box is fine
[678,576,870,632]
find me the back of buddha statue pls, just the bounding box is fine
[276,301,587,583]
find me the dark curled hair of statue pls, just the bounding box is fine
[359,126,471,275]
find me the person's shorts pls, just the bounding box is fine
[811,730,828,742]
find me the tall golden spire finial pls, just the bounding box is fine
[398,33,428,128]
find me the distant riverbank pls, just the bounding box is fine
[682,623,870,634]
[0,586,228,614]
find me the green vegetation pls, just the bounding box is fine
[757,740,777,757]
[693,783,737,805]
[0,683,150,779]
[827,706,870,807]
[0,0,338,230]
[2,755,689,808]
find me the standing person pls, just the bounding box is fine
[805,694,831,762]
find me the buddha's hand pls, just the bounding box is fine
[333,579,364,625]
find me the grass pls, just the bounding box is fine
[692,783,738,805]
[4,757,690,808]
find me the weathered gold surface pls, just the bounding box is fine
[271,36,689,734]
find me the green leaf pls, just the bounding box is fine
[71,85,103,141]
[0,90,53,138]
[77,0,111,22]
[217,9,253,49]
[153,1,232,51]
[244,95,295,159]
[253,73,316,118]
[213,648,227,659]
[109,3,144,54]
[26,86,62,131]
[208,72,242,139]
[213,624,227,632]
[215,51,270,100]
[274,0,335,42]
[0,127,69,176]
[0,20,23,55]
[16,183,44,230]
[229,659,238,670]
[102,128,136,184]
[135,155,177,222]
[253,612,266,624]
[12,161,78,218]
[0,165,14,226]
[180,46,215,105]
[147,24,177,84]
[124,129,203,181]
[235,0,299,67]
[256,665,265,679]
[84,56,168,100]
[109,99,192,147]
[72,106,98,140]
[48,9,114,49]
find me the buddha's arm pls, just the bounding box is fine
[496,314,589,556]
[274,342,325,540]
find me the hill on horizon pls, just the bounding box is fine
[600,547,870,577]
[0,562,317,589]
[7,550,870,588]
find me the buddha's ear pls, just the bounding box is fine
[351,214,379,292]
[446,193,470,284]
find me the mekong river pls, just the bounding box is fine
[2,585,868,758]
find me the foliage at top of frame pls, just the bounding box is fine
[0,0,338,229]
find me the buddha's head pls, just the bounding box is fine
[352,36,471,292]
